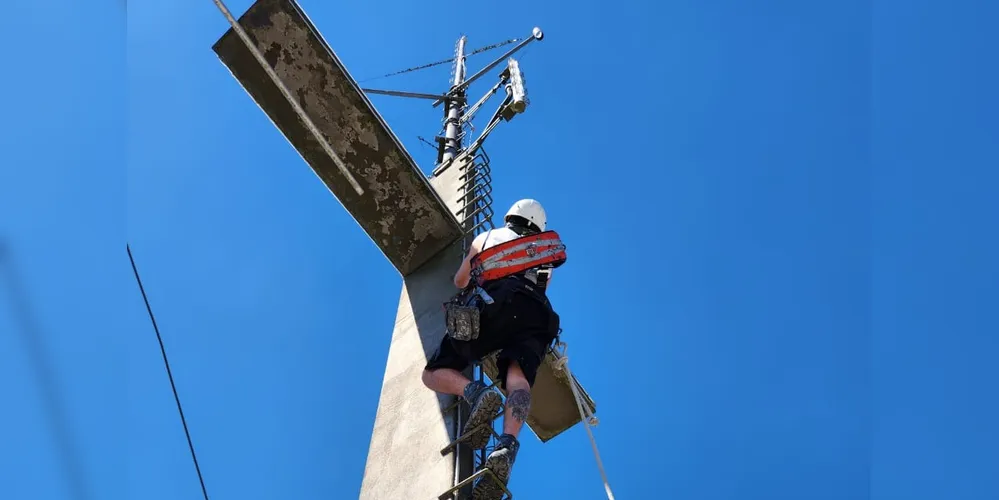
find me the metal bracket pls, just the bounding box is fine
[362,88,457,101]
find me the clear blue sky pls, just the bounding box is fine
[1,0,997,499]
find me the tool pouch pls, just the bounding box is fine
[444,286,493,342]
[444,302,481,341]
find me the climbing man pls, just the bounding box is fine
[422,198,564,499]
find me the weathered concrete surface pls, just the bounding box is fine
[358,163,487,499]
[430,152,473,219]
[212,0,463,276]
[359,239,468,500]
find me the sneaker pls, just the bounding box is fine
[462,381,502,450]
[471,434,520,500]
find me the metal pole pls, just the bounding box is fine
[442,36,467,164]
[444,36,477,498]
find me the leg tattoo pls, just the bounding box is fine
[507,389,531,424]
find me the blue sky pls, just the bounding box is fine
[1,0,996,499]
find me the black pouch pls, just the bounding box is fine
[443,286,493,341]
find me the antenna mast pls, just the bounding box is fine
[442,36,468,165]
[362,27,544,177]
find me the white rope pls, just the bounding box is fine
[212,0,365,196]
[555,341,616,500]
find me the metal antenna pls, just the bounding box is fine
[360,27,544,175]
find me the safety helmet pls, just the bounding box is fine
[504,199,546,232]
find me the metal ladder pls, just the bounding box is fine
[455,147,495,237]
[437,367,513,500]
[435,145,510,499]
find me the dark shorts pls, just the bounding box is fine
[425,277,559,389]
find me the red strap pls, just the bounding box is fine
[471,230,567,284]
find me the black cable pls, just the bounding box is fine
[126,244,210,500]
[359,37,520,83]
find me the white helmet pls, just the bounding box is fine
[504,199,547,232]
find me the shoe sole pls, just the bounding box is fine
[471,453,512,500]
[464,390,502,450]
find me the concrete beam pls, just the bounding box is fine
[357,157,477,500]
[212,0,464,276]
[359,241,468,500]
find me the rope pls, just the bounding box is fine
[127,245,211,500]
[555,341,616,500]
[212,0,364,196]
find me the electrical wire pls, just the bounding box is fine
[126,244,211,500]
[359,38,520,83]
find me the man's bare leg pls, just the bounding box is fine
[501,361,532,438]
[473,361,529,499]
[422,367,502,450]
[421,368,472,396]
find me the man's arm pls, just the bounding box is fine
[453,235,484,289]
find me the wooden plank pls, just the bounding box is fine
[212,0,464,276]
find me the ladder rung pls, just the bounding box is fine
[439,411,504,457]
[436,466,513,500]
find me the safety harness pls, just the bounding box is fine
[469,230,567,286]
[444,230,567,342]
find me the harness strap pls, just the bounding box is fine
[471,231,567,285]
